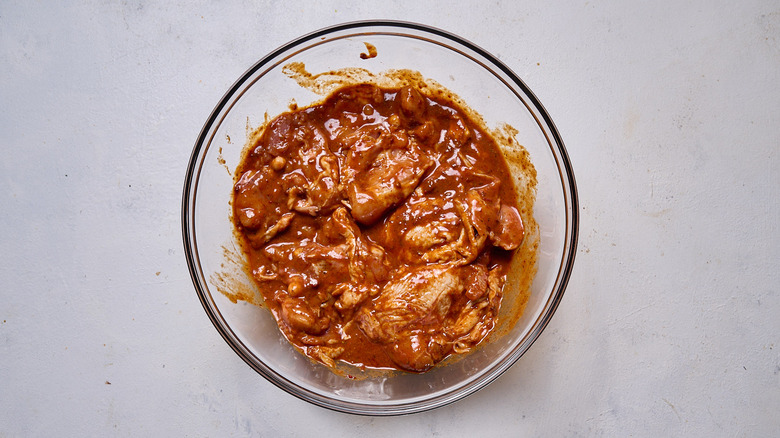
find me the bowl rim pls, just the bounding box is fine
[182,19,579,415]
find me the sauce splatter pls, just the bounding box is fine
[359,42,378,59]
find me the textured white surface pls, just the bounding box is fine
[1,1,778,436]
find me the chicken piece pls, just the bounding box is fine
[307,346,345,368]
[333,282,379,312]
[421,171,507,263]
[234,168,297,247]
[454,172,525,250]
[398,168,505,264]
[452,193,489,261]
[420,229,470,264]
[399,86,426,118]
[462,263,489,301]
[357,264,478,372]
[452,320,489,354]
[309,154,341,209]
[264,113,296,155]
[487,266,504,310]
[262,239,350,293]
[339,124,393,184]
[356,265,464,343]
[244,212,295,247]
[404,224,453,251]
[456,172,524,252]
[410,120,434,141]
[490,204,525,250]
[347,145,433,225]
[445,116,471,147]
[448,304,481,338]
[461,172,502,231]
[380,196,460,264]
[282,125,342,215]
[266,208,388,311]
[280,297,329,335]
[233,168,287,231]
[333,83,384,109]
[450,266,502,354]
[386,333,448,372]
[287,186,319,216]
[333,283,362,310]
[327,207,389,287]
[292,241,350,287]
[381,182,500,266]
[412,192,491,265]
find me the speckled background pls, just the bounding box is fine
[1,1,778,436]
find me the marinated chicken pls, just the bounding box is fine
[232,83,525,372]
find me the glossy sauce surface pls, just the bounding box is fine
[233,84,524,372]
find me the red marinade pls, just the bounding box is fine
[232,84,524,372]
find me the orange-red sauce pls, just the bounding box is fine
[232,84,524,372]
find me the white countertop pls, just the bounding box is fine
[1,1,778,436]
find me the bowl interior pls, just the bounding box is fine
[184,22,576,415]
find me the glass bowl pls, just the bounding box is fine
[182,20,578,415]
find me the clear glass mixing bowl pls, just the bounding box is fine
[182,20,578,415]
